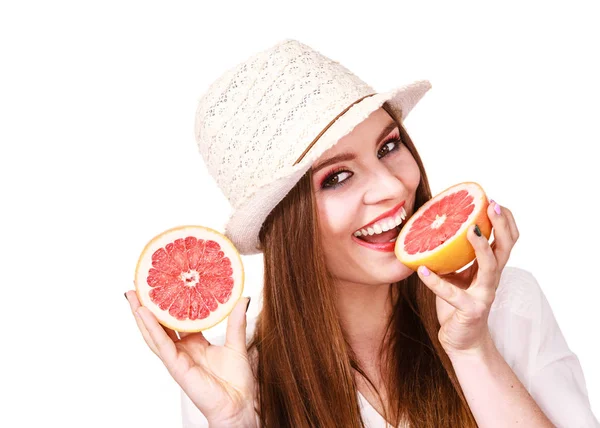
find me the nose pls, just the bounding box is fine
[362,164,406,205]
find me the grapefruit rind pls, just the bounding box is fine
[134,225,245,332]
[394,182,492,275]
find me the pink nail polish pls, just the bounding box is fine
[494,203,501,215]
[420,266,431,276]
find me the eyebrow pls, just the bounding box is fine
[311,120,399,174]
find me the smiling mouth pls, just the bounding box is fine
[353,206,407,244]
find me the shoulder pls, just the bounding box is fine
[490,266,543,318]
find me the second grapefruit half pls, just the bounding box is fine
[394,182,492,275]
[134,225,244,332]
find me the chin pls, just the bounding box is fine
[384,259,415,283]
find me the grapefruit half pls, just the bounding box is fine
[134,225,244,332]
[394,182,492,275]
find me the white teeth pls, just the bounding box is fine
[353,206,410,237]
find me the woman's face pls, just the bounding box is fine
[311,108,421,287]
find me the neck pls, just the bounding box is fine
[336,280,395,363]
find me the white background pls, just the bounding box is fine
[1,1,598,426]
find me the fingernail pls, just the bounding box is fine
[124,292,128,301]
[420,266,430,276]
[490,199,495,204]
[474,224,482,237]
[246,297,251,313]
[494,203,501,215]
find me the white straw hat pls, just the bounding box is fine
[195,39,431,255]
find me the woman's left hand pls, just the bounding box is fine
[417,200,520,358]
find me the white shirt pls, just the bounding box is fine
[181,267,599,427]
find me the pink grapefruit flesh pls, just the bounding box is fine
[395,182,492,275]
[134,225,244,332]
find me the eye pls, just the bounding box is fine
[377,139,401,159]
[321,169,352,190]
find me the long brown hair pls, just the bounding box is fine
[250,103,478,427]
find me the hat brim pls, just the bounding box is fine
[224,80,432,255]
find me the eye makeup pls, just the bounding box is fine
[319,129,402,190]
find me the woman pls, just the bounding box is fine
[125,39,598,427]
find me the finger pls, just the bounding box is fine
[418,266,473,312]
[126,290,179,343]
[136,306,179,366]
[125,290,159,355]
[224,297,251,355]
[467,224,498,292]
[178,330,210,347]
[130,280,180,342]
[178,331,191,339]
[165,328,180,342]
[442,259,478,288]
[487,201,515,269]
[499,205,520,242]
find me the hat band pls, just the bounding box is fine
[293,93,377,166]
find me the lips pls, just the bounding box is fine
[352,234,397,252]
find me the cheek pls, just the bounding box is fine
[316,193,360,240]
[406,161,421,189]
[392,152,421,190]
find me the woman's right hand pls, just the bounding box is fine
[125,291,257,427]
